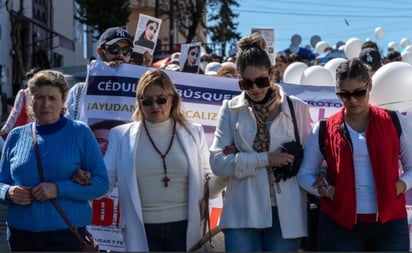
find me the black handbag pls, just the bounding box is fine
[32,123,99,252]
[272,96,304,183]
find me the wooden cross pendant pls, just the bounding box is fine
[162,176,170,187]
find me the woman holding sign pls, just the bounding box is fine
[104,69,227,251]
[209,32,312,251]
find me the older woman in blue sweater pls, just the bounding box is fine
[0,70,109,251]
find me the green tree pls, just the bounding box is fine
[75,0,131,37]
[174,0,208,44]
[208,0,240,57]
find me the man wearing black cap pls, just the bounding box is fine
[97,26,134,68]
[359,48,383,77]
[67,27,133,119]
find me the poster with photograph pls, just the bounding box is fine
[133,14,162,55]
[179,42,202,73]
[251,27,275,65]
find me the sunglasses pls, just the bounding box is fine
[104,44,132,56]
[238,76,270,90]
[140,97,169,106]
[336,83,369,102]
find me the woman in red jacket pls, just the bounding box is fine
[297,58,412,251]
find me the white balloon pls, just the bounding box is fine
[401,37,411,48]
[401,51,412,64]
[324,58,347,85]
[300,66,334,86]
[388,41,398,51]
[283,62,308,84]
[370,62,412,111]
[405,45,412,52]
[374,27,384,39]
[315,41,330,55]
[338,45,345,51]
[344,37,362,59]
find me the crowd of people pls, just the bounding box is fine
[0,24,411,252]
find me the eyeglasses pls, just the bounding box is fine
[336,83,369,102]
[238,76,270,90]
[140,97,169,106]
[104,44,132,56]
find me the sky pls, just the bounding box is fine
[229,0,412,56]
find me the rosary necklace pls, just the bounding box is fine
[143,119,176,187]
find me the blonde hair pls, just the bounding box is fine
[132,69,188,126]
[27,70,68,118]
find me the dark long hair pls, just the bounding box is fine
[139,20,158,41]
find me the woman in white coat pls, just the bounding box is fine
[209,33,312,251]
[104,69,226,251]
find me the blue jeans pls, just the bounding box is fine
[7,226,89,251]
[144,220,187,251]
[318,212,409,251]
[223,206,302,252]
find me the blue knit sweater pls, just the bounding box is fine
[0,116,109,232]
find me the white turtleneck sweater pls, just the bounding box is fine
[135,119,189,223]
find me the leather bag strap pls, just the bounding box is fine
[286,96,301,145]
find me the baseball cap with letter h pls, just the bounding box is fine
[98,27,133,47]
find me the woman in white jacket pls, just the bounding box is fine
[210,33,312,251]
[104,69,226,251]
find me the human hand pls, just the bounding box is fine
[32,182,58,201]
[72,169,91,185]
[222,145,238,155]
[7,185,33,205]
[143,51,153,67]
[396,180,407,196]
[267,151,294,168]
[318,185,335,200]
[105,59,123,68]
[311,171,328,188]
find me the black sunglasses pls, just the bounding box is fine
[140,97,168,106]
[336,83,369,102]
[238,76,270,90]
[104,44,132,56]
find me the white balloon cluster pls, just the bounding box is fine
[283,62,336,87]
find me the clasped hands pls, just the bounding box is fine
[7,183,58,205]
[7,169,91,205]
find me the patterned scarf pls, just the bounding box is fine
[248,88,278,152]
